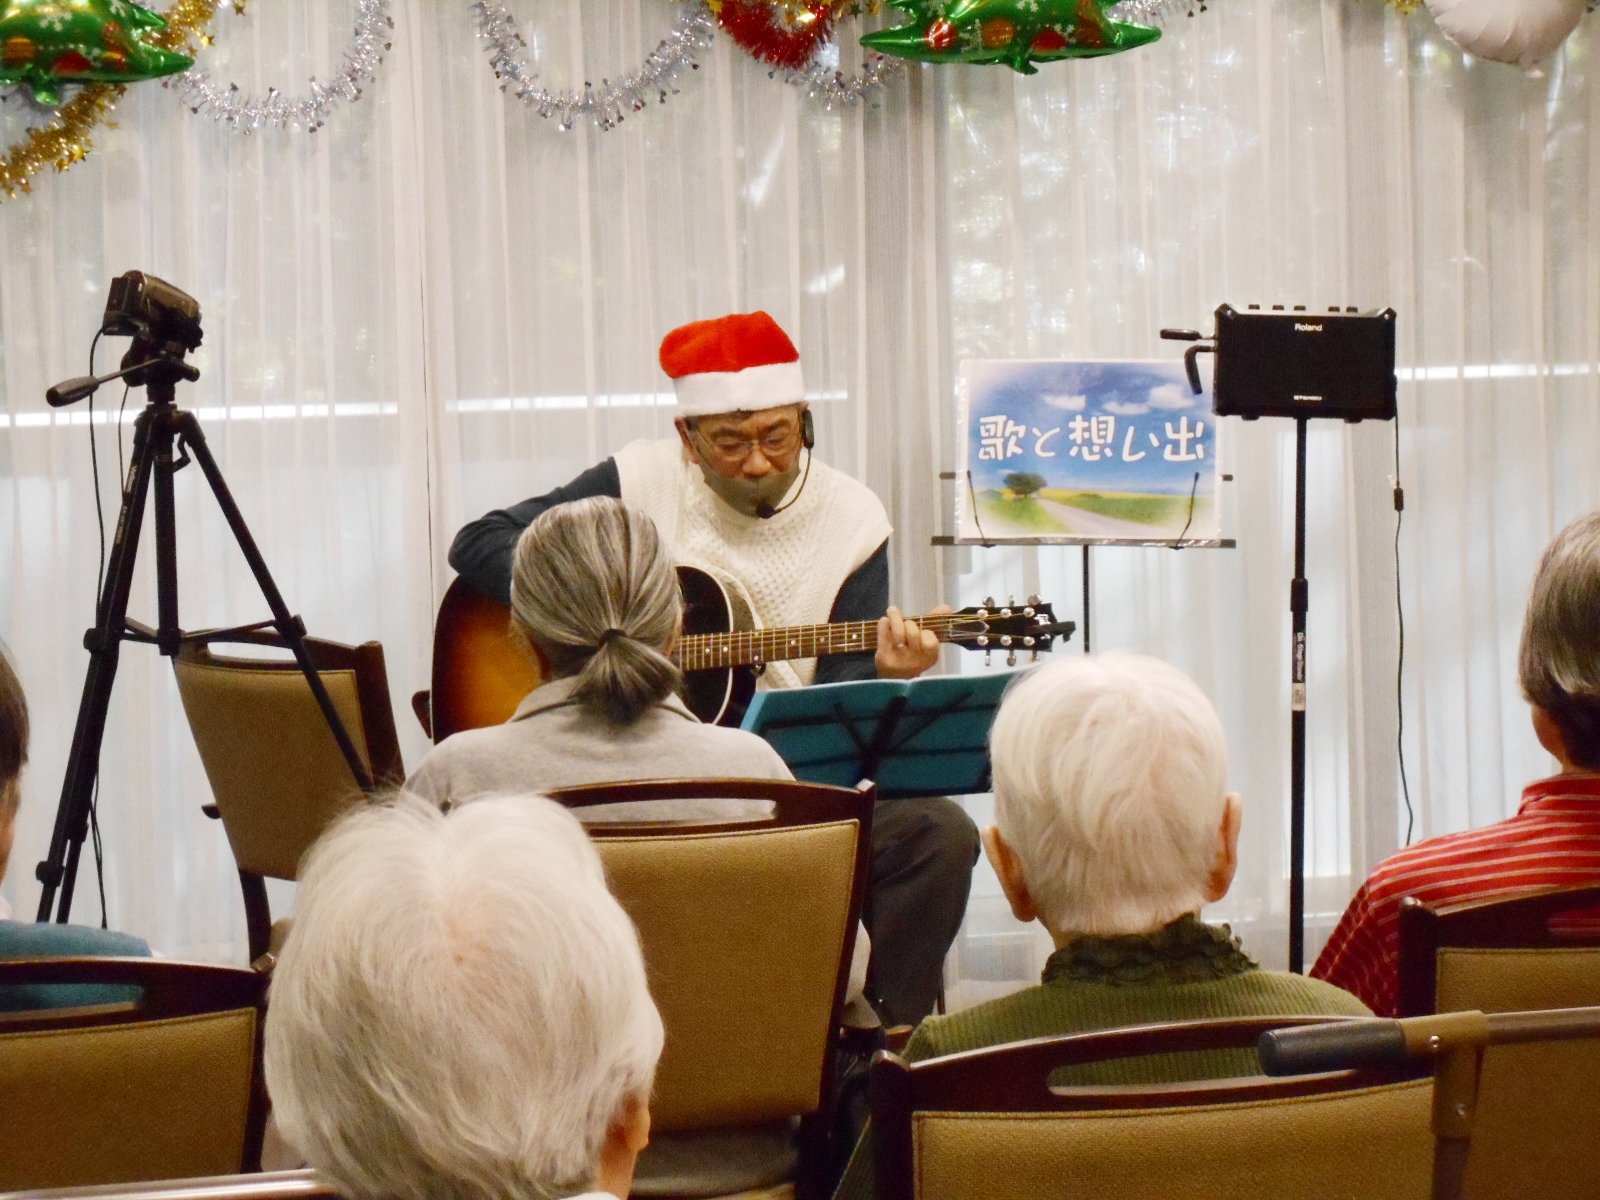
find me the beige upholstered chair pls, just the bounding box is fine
[868,1015,1436,1200]
[174,636,404,963]
[0,1169,342,1200]
[0,958,270,1191]
[1397,885,1600,1200]
[548,778,875,1200]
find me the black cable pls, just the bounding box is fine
[116,382,132,485]
[87,398,107,599]
[964,470,994,547]
[90,779,107,928]
[1393,420,1413,845]
[1172,470,1201,548]
[84,330,111,924]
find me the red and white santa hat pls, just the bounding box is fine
[658,311,805,418]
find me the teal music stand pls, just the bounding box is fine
[740,671,1025,799]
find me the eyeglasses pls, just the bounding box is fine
[696,424,801,464]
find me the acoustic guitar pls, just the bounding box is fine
[427,567,1073,741]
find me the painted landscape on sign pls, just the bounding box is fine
[958,359,1220,542]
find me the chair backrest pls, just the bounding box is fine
[1397,886,1600,1200]
[548,778,874,1133]
[174,636,404,960]
[869,1016,1435,1200]
[0,958,270,1191]
[0,1168,342,1200]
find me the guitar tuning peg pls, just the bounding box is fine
[1027,594,1040,606]
[1006,649,1017,666]
[983,596,995,608]
[1007,594,1016,605]
[984,648,992,667]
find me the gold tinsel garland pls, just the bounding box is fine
[0,0,218,201]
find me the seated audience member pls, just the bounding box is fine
[834,652,1369,1199]
[1314,509,1600,1016]
[0,644,149,1011]
[407,495,792,807]
[411,494,874,1162]
[264,791,663,1200]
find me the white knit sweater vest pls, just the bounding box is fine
[615,438,891,688]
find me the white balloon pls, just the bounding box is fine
[1425,0,1585,69]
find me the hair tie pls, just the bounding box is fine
[597,628,627,647]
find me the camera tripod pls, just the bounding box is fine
[35,355,373,924]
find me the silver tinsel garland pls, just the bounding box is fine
[473,1,715,132]
[781,31,904,108]
[1107,0,1208,28]
[170,0,393,133]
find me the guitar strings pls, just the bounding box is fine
[673,612,1054,667]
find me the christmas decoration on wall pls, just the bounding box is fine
[861,0,1161,72]
[0,0,195,105]
[1107,0,1208,27]
[1424,0,1585,68]
[474,0,715,131]
[0,0,214,199]
[169,0,392,131]
[715,0,838,70]
[783,39,903,106]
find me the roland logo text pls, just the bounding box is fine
[1295,322,1323,332]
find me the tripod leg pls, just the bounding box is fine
[36,408,163,922]
[173,412,374,791]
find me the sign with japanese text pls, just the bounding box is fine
[957,359,1220,544]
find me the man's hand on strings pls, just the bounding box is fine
[875,605,952,680]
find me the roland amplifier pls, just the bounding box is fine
[1212,305,1396,422]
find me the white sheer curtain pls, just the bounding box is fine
[1,0,1596,983]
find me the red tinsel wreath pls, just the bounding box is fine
[717,1,836,71]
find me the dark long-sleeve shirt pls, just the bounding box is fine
[448,458,885,684]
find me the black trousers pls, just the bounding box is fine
[862,796,981,1027]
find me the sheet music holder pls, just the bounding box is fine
[740,670,1027,799]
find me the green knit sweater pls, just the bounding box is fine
[833,916,1370,1200]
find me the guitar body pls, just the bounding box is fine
[677,566,758,729]
[429,567,752,742]
[428,569,1070,743]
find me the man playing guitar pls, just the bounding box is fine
[448,310,978,1029]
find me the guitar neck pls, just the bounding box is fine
[675,615,964,672]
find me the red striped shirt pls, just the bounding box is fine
[1310,773,1600,1016]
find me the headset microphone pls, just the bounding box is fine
[756,410,815,520]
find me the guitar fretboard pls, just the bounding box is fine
[674,614,982,672]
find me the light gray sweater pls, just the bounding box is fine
[406,676,792,817]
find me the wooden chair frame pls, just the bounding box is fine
[869,1015,1429,1200]
[547,777,876,1200]
[0,958,272,1181]
[1396,884,1600,1018]
[0,1168,341,1200]
[177,633,404,963]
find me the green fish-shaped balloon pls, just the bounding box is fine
[863,0,1160,74]
[0,0,193,106]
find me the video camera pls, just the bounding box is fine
[102,270,203,352]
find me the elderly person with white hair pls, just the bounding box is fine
[263,791,663,1200]
[1315,508,1600,1015]
[833,651,1368,1200]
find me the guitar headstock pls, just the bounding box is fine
[948,595,1076,666]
